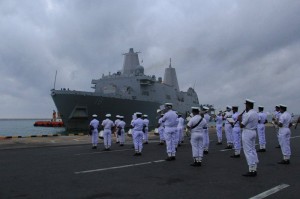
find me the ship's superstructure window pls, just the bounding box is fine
[102,84,116,94]
[142,91,149,96]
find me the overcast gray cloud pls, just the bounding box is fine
[0,0,300,118]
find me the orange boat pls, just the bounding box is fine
[34,121,64,127]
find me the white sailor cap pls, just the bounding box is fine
[165,103,173,107]
[203,106,209,111]
[157,109,161,113]
[92,114,97,117]
[245,99,255,104]
[143,114,148,118]
[258,106,264,109]
[191,107,200,111]
[226,105,232,109]
[119,116,124,119]
[279,104,287,108]
[135,112,142,116]
[115,115,120,118]
[105,114,111,117]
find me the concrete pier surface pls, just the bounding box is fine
[0,126,300,199]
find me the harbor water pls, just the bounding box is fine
[0,119,66,137]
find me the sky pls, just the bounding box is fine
[0,0,300,118]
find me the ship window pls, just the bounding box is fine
[142,91,149,96]
[166,95,171,100]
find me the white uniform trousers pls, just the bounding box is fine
[103,129,112,149]
[232,126,241,155]
[257,124,266,149]
[91,130,98,146]
[190,131,204,162]
[158,127,165,142]
[143,127,149,142]
[165,127,177,157]
[133,130,143,152]
[216,124,223,143]
[278,127,291,159]
[177,127,184,142]
[242,129,259,171]
[225,123,233,145]
[203,128,209,151]
[174,128,179,148]
[119,129,125,144]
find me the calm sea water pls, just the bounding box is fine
[0,119,66,136]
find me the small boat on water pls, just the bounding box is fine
[33,119,64,127]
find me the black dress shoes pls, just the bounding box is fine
[204,150,209,155]
[242,171,257,177]
[230,154,240,158]
[190,162,201,167]
[257,149,266,152]
[278,160,290,164]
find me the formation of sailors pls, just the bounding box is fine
[89,100,296,177]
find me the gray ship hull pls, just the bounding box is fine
[51,90,162,132]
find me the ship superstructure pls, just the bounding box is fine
[51,48,199,131]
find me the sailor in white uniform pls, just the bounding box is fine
[131,112,145,156]
[215,111,223,145]
[117,116,126,146]
[158,114,165,145]
[230,106,241,158]
[276,104,292,164]
[223,106,233,149]
[238,99,259,177]
[89,114,100,149]
[187,107,207,167]
[101,114,115,151]
[162,103,178,161]
[272,105,281,148]
[114,115,121,143]
[257,106,268,152]
[177,114,185,145]
[202,106,211,154]
[142,115,149,144]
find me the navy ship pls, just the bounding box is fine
[51,48,200,132]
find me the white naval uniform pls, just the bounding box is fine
[257,111,267,149]
[177,117,185,143]
[278,111,292,160]
[241,109,259,172]
[158,117,165,142]
[203,113,211,151]
[102,118,115,149]
[90,119,100,147]
[143,118,149,143]
[232,112,241,155]
[274,111,281,145]
[215,115,223,143]
[174,117,179,148]
[224,111,233,146]
[187,115,207,162]
[117,120,126,145]
[114,119,120,142]
[162,110,178,157]
[132,118,145,153]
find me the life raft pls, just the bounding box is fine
[34,121,64,127]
